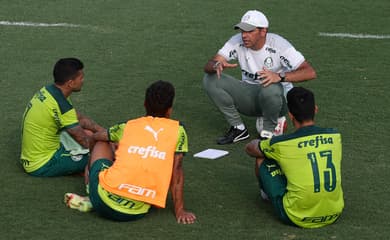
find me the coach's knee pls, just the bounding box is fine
[202,73,218,95]
[261,84,283,99]
[203,73,217,87]
[259,84,284,107]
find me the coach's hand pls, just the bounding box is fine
[258,68,283,87]
[213,61,238,79]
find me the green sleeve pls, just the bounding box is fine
[175,125,188,153]
[108,123,126,142]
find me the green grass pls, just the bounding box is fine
[1,0,389,239]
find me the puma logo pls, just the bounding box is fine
[144,125,164,141]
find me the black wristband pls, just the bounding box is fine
[279,72,286,82]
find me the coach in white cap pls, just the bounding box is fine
[203,10,317,145]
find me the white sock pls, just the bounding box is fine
[235,124,245,130]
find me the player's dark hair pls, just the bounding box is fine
[144,80,175,117]
[287,87,315,122]
[53,58,84,85]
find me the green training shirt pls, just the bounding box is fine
[20,85,79,172]
[96,120,189,214]
[260,125,344,228]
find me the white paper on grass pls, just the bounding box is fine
[193,149,229,159]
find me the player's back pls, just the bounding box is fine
[21,85,77,172]
[270,125,344,228]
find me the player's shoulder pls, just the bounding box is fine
[178,121,185,127]
[44,84,74,114]
[306,125,340,135]
[32,85,53,102]
[178,121,187,133]
[270,126,340,145]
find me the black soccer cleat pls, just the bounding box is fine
[217,126,250,145]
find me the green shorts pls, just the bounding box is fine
[89,159,147,221]
[258,158,295,226]
[29,144,88,177]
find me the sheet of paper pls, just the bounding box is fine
[193,149,229,159]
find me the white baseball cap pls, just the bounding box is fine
[234,10,269,31]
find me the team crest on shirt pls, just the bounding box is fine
[229,50,238,59]
[264,57,273,68]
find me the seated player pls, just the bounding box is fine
[245,87,344,228]
[65,80,196,224]
[20,58,105,177]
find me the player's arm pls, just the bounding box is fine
[170,153,196,224]
[66,125,95,150]
[93,123,125,142]
[91,123,125,155]
[246,139,267,178]
[92,130,109,142]
[77,111,105,133]
[204,54,237,78]
[245,139,264,158]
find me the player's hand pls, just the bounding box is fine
[257,68,281,87]
[214,61,238,79]
[176,209,196,224]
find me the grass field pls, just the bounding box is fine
[1,1,389,239]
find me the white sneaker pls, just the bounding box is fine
[274,116,287,136]
[256,116,287,136]
[260,130,274,139]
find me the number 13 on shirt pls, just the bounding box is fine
[307,150,337,193]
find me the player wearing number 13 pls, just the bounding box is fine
[245,87,344,228]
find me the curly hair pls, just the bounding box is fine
[144,80,175,117]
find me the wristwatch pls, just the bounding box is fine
[213,61,221,70]
[279,72,286,82]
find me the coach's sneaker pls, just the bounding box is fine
[217,126,249,145]
[64,193,93,212]
[256,116,287,136]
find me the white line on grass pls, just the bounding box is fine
[0,20,83,28]
[319,32,390,39]
[0,20,111,33]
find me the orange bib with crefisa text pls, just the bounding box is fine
[99,116,179,208]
